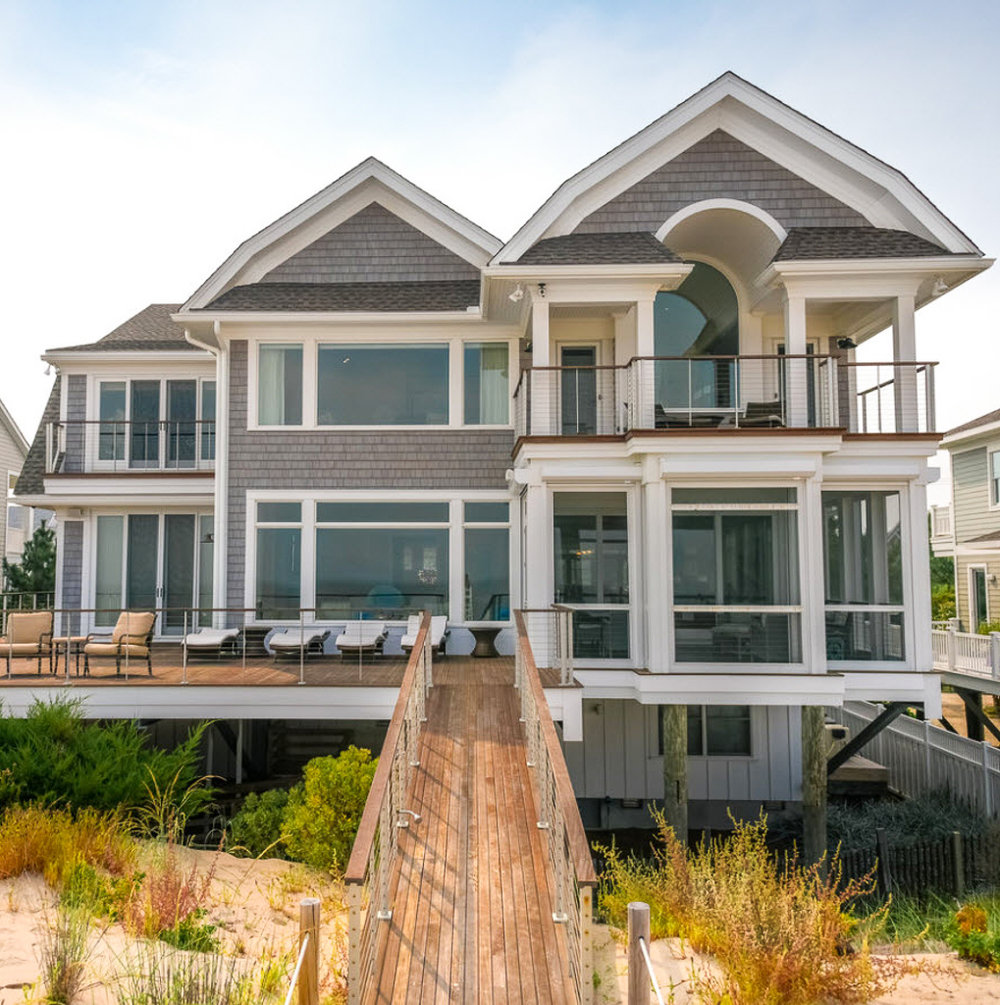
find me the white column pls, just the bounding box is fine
[799,475,827,672]
[634,297,656,429]
[642,473,669,672]
[892,294,918,432]
[529,294,552,434]
[783,293,809,427]
[522,480,552,609]
[909,480,933,671]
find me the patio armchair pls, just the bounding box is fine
[400,615,449,656]
[0,611,54,676]
[83,611,156,676]
[335,621,387,658]
[269,627,331,660]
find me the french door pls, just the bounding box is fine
[559,345,598,435]
[94,513,213,632]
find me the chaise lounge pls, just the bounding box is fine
[335,621,387,658]
[83,611,156,676]
[0,611,54,676]
[269,627,331,660]
[183,627,241,660]
[400,614,449,656]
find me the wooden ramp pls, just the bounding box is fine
[367,658,576,1004]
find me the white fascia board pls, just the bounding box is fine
[0,685,402,720]
[41,478,214,504]
[481,264,691,282]
[175,309,484,327]
[184,161,501,309]
[573,669,846,706]
[840,672,941,717]
[534,462,643,482]
[42,350,212,366]
[940,420,1000,449]
[655,443,836,479]
[496,73,982,263]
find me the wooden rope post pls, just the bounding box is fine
[627,901,650,1005]
[299,897,320,1005]
[953,831,965,898]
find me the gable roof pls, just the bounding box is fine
[203,280,481,313]
[494,72,983,264]
[182,158,501,311]
[47,304,192,353]
[945,408,1000,440]
[0,397,29,458]
[514,232,680,265]
[14,377,59,497]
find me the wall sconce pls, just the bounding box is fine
[508,283,524,303]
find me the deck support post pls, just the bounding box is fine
[660,705,687,845]
[962,689,985,742]
[802,705,827,866]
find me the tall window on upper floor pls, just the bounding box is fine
[258,344,303,426]
[991,451,1000,506]
[653,263,739,419]
[553,492,630,659]
[464,343,509,424]
[464,502,510,621]
[672,488,801,664]
[317,344,449,425]
[256,502,302,619]
[822,490,905,661]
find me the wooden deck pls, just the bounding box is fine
[0,646,566,689]
[369,658,575,1004]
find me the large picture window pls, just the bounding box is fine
[258,344,303,426]
[464,343,509,424]
[464,502,510,621]
[823,490,905,661]
[672,487,801,663]
[317,344,449,426]
[256,502,302,619]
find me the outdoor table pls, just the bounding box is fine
[53,636,88,676]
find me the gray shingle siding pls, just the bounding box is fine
[15,379,60,497]
[952,447,1000,544]
[262,202,480,284]
[226,341,513,608]
[576,129,869,234]
[64,375,87,473]
[61,521,83,634]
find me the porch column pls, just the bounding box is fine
[802,705,827,866]
[661,704,688,845]
[783,293,809,427]
[522,480,551,609]
[529,293,553,434]
[892,294,918,432]
[633,296,656,429]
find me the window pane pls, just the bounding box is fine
[465,528,509,620]
[126,514,159,611]
[257,502,301,523]
[672,487,795,505]
[673,515,717,604]
[256,528,301,619]
[686,706,703,756]
[464,342,509,424]
[95,515,123,627]
[465,502,509,523]
[317,344,449,425]
[259,345,303,425]
[163,514,195,631]
[572,610,629,658]
[705,706,751,755]
[821,491,902,605]
[198,515,213,627]
[201,382,216,461]
[316,502,448,523]
[553,493,629,604]
[99,382,126,461]
[826,611,905,660]
[166,380,197,467]
[315,528,449,617]
[674,611,801,663]
[129,381,160,468]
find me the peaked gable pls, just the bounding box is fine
[261,202,479,284]
[575,130,868,234]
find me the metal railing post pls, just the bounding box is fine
[299,608,306,685]
[182,609,189,685]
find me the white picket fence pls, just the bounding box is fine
[827,701,1000,817]
[931,623,1000,680]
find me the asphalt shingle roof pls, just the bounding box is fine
[49,304,190,352]
[201,280,481,312]
[773,227,948,261]
[515,231,680,265]
[945,408,1000,439]
[15,377,60,497]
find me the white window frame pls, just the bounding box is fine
[968,563,990,630]
[463,501,512,625]
[246,333,517,432]
[989,448,1000,510]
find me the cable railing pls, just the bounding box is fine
[344,612,432,1005]
[514,610,597,1004]
[512,355,937,437]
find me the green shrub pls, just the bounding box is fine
[931,583,955,621]
[158,909,219,953]
[61,860,142,921]
[229,788,290,858]
[978,620,1000,635]
[946,903,1000,971]
[0,698,210,815]
[283,747,377,872]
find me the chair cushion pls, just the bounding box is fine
[111,612,156,644]
[0,642,44,655]
[84,643,150,658]
[4,612,53,645]
[185,629,238,648]
[336,622,387,647]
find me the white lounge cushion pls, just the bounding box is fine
[184,628,239,649]
[401,615,449,650]
[336,621,387,650]
[270,628,330,651]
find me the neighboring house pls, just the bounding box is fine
[934,412,1000,631]
[15,73,992,827]
[0,397,32,569]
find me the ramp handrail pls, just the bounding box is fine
[344,611,432,1005]
[514,610,597,1003]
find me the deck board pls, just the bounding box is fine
[368,659,574,1004]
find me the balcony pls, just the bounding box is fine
[45,419,216,475]
[930,504,954,557]
[513,355,936,438]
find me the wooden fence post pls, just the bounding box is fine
[628,901,651,1005]
[300,897,320,1005]
[953,831,965,898]
[875,828,893,898]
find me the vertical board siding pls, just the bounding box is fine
[568,700,797,802]
[575,129,869,234]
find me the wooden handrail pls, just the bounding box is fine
[344,611,431,884]
[514,610,597,886]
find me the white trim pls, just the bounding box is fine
[655,198,788,245]
[968,563,990,627]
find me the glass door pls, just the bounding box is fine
[129,381,160,468]
[560,345,598,435]
[166,380,197,468]
[163,515,196,631]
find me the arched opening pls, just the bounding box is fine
[653,262,740,416]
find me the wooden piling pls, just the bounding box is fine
[661,705,688,845]
[627,901,651,1005]
[299,897,320,1005]
[802,706,827,867]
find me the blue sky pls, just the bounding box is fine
[1,0,997,499]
